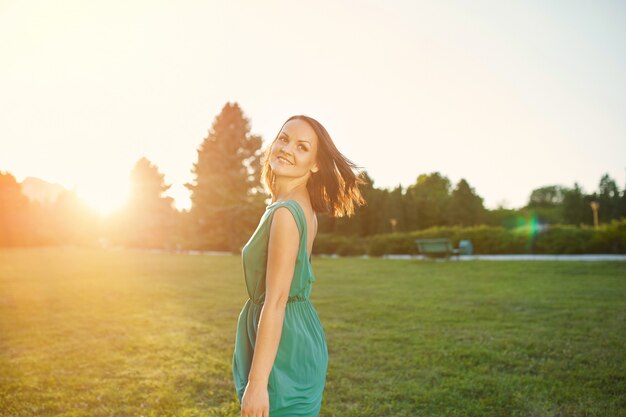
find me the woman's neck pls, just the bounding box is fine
[272,177,309,203]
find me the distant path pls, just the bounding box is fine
[381,254,626,261]
[137,249,626,261]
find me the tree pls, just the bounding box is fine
[355,171,379,235]
[528,185,565,207]
[386,184,405,232]
[562,182,589,226]
[406,172,452,229]
[598,173,622,223]
[0,171,31,246]
[113,157,177,249]
[448,178,486,226]
[525,185,567,224]
[620,171,626,219]
[185,102,264,252]
[51,188,100,245]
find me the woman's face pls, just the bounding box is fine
[270,119,319,178]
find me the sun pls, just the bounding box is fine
[75,182,131,217]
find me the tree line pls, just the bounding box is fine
[1,102,625,251]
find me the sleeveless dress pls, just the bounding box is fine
[232,199,328,416]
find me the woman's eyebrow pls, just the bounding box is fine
[281,132,310,144]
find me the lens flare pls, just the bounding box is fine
[510,211,548,252]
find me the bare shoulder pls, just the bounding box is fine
[270,206,299,236]
[265,207,300,305]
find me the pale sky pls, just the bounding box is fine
[1,0,625,214]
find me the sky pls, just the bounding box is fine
[1,0,625,214]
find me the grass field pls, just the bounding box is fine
[0,247,624,417]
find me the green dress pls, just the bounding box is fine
[232,199,328,416]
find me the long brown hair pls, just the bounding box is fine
[261,115,368,217]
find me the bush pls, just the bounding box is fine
[595,218,626,253]
[313,234,351,255]
[312,218,626,256]
[532,224,597,254]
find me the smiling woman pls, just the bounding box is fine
[262,116,368,218]
[232,115,367,417]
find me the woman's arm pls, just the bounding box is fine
[248,206,300,384]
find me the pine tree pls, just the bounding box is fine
[185,102,264,252]
[115,157,176,249]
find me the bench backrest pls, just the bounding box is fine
[415,238,453,252]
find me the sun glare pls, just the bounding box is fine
[75,183,131,217]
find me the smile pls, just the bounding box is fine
[277,156,293,165]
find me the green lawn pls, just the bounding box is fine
[0,247,624,417]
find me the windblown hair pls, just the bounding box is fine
[260,115,368,218]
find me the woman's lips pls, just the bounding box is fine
[277,156,293,165]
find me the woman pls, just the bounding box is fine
[232,115,367,416]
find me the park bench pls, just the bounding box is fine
[415,238,471,260]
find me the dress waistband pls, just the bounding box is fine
[250,294,308,306]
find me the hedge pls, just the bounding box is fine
[312,218,626,256]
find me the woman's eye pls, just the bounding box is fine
[278,136,306,151]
